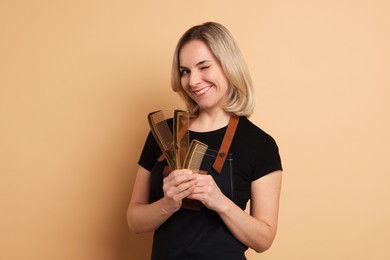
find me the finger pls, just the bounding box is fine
[174,185,195,201]
[171,171,196,186]
[177,178,197,192]
[190,186,208,195]
[167,169,193,181]
[164,176,197,199]
[186,193,205,203]
[193,178,215,188]
[164,171,194,187]
[173,169,193,176]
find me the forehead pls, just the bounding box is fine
[179,40,216,66]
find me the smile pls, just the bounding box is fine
[193,86,211,96]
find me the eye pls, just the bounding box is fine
[200,66,210,71]
[179,69,190,77]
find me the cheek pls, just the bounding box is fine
[180,78,189,91]
[219,74,230,89]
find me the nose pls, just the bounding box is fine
[189,70,201,88]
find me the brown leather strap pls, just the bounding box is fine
[212,115,239,174]
[157,154,166,162]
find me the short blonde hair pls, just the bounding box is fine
[171,22,255,117]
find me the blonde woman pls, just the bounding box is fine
[128,22,283,260]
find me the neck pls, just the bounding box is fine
[190,109,232,132]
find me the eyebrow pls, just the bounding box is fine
[179,60,211,69]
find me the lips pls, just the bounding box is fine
[193,86,211,96]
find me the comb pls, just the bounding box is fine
[173,110,189,169]
[181,139,208,210]
[147,110,176,170]
[183,140,208,172]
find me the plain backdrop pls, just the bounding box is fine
[1,1,389,259]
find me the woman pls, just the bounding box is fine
[127,22,282,260]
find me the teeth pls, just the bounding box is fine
[194,86,210,95]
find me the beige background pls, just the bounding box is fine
[1,1,389,259]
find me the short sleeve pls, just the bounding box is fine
[138,118,173,172]
[138,131,161,172]
[252,134,283,181]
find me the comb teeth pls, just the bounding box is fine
[155,120,174,150]
[148,110,175,170]
[174,110,189,169]
[147,110,208,172]
[148,111,173,151]
[183,140,208,172]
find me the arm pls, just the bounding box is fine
[127,166,197,234]
[188,170,282,252]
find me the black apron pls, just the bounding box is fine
[149,116,247,260]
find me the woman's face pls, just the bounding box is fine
[179,40,230,114]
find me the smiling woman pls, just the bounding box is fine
[127,22,283,260]
[1,1,389,259]
[171,22,255,118]
[178,40,231,117]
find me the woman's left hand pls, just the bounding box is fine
[187,174,228,212]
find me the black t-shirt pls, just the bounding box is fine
[138,116,282,259]
[138,116,282,210]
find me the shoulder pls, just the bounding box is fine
[234,116,283,180]
[234,116,280,160]
[236,116,277,145]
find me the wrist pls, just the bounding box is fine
[160,197,179,215]
[215,197,231,214]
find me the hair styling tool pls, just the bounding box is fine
[147,110,176,170]
[173,110,190,169]
[183,139,208,173]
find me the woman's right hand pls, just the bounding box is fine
[161,169,197,213]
